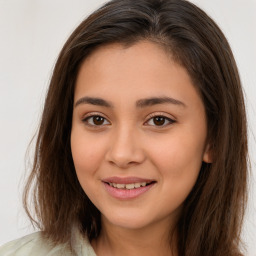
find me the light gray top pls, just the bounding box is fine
[0,227,97,256]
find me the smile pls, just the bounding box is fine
[107,182,151,189]
[102,177,156,199]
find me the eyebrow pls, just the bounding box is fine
[136,96,186,108]
[74,96,186,108]
[75,97,113,108]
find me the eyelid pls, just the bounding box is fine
[82,111,109,120]
[144,112,176,127]
[82,112,111,126]
[81,111,176,128]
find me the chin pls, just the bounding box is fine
[106,209,173,232]
[102,211,153,230]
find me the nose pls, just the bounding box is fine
[105,126,146,169]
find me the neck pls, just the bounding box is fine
[92,216,178,256]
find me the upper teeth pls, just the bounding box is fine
[109,182,148,189]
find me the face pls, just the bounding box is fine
[71,41,211,231]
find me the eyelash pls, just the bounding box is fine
[145,113,176,127]
[82,112,176,128]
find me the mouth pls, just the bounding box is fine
[105,181,156,190]
[102,177,156,199]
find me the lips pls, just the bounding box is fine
[102,176,155,184]
[102,176,156,199]
[108,182,149,189]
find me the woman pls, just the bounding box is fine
[0,0,248,255]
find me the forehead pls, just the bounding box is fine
[74,40,203,111]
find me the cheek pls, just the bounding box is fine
[147,130,205,194]
[146,134,204,214]
[150,135,204,174]
[70,129,106,180]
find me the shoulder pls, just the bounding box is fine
[0,232,72,256]
[0,229,97,256]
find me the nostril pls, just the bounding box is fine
[108,159,140,169]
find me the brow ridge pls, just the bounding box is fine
[74,96,186,108]
[136,96,186,108]
[75,97,113,108]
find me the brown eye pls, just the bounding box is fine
[146,115,175,127]
[153,116,166,126]
[83,115,110,126]
[93,116,105,125]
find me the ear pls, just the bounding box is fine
[203,143,213,163]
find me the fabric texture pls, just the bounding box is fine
[0,227,97,256]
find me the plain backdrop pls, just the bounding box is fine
[0,0,255,255]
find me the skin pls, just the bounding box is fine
[71,41,211,256]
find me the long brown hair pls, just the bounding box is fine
[23,0,248,255]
